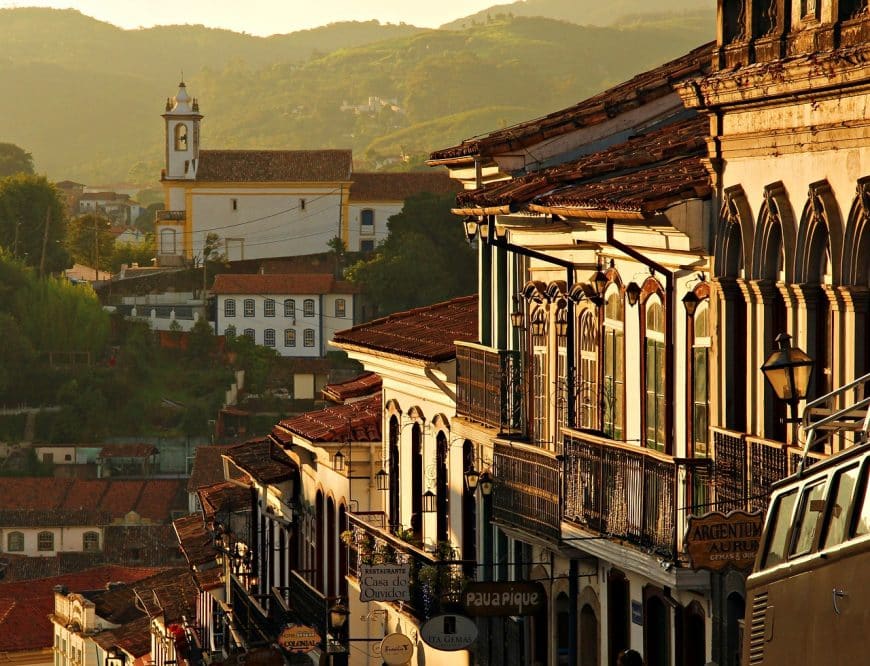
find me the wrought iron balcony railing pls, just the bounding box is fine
[346,511,470,621]
[271,571,328,639]
[491,441,561,542]
[455,342,523,434]
[156,209,186,221]
[562,428,710,559]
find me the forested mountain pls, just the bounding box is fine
[0,8,713,185]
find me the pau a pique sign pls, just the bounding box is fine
[462,581,547,617]
[359,564,411,602]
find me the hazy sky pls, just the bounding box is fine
[0,0,502,34]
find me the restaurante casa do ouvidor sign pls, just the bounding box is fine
[685,510,763,572]
[462,581,547,617]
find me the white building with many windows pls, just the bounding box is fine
[212,273,359,357]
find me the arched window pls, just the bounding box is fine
[556,306,568,428]
[645,298,666,452]
[602,288,624,440]
[7,531,23,552]
[264,329,275,347]
[264,298,275,317]
[411,424,423,540]
[224,299,236,318]
[38,531,54,552]
[225,325,236,338]
[174,123,188,151]
[361,209,375,234]
[692,300,711,457]
[284,329,296,347]
[335,298,346,318]
[243,328,255,341]
[436,431,449,543]
[388,417,400,530]
[530,306,549,445]
[284,298,296,318]
[579,310,598,430]
[83,531,99,552]
[303,329,315,347]
[303,299,315,317]
[243,299,255,317]
[160,228,177,255]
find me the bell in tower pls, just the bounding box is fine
[162,80,203,180]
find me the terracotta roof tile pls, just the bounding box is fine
[275,394,382,444]
[173,515,219,567]
[93,615,152,658]
[197,481,252,519]
[188,445,233,493]
[195,149,352,182]
[211,273,359,296]
[0,565,160,652]
[224,438,296,484]
[332,295,478,362]
[457,115,710,214]
[429,42,714,162]
[0,508,110,527]
[349,172,459,201]
[321,372,382,403]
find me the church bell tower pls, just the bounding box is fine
[162,81,202,180]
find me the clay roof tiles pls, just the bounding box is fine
[173,514,219,568]
[211,273,359,296]
[0,565,159,652]
[197,481,253,519]
[224,438,296,484]
[349,172,459,201]
[456,115,711,214]
[195,149,353,182]
[429,42,714,163]
[275,394,382,443]
[188,445,233,493]
[321,372,382,403]
[98,444,159,458]
[332,295,478,362]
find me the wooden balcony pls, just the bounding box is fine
[346,511,470,621]
[491,441,561,542]
[562,428,710,559]
[455,342,523,434]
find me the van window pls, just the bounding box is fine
[854,466,870,538]
[790,481,827,557]
[824,464,860,548]
[764,489,798,567]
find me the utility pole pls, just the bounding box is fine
[39,207,51,278]
[94,215,100,281]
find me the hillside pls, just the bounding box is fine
[441,0,712,29]
[0,9,714,185]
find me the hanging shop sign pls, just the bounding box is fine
[685,510,763,572]
[420,614,478,651]
[359,564,411,602]
[462,581,546,617]
[380,632,414,665]
[277,624,321,654]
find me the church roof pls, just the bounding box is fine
[195,149,352,183]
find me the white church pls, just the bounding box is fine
[156,81,456,266]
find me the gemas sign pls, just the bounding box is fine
[685,510,763,572]
[462,581,546,617]
[359,564,411,602]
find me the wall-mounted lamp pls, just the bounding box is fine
[333,450,346,472]
[682,291,701,316]
[529,309,547,337]
[375,467,389,491]
[463,217,478,242]
[422,489,437,513]
[329,602,350,631]
[626,282,642,307]
[510,294,525,329]
[464,467,481,491]
[478,472,494,497]
[555,308,569,338]
[592,264,609,299]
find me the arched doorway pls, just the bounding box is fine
[315,491,324,592]
[683,601,706,666]
[338,503,348,598]
[556,592,571,665]
[580,603,599,665]
[643,589,670,666]
[411,423,423,539]
[436,431,449,543]
[389,416,400,531]
[461,440,477,572]
[326,496,337,597]
[607,570,629,665]
[726,592,745,666]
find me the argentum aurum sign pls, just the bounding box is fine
[462,581,546,617]
[685,510,763,572]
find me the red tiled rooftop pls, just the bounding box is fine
[321,372,382,403]
[211,273,359,296]
[275,394,382,444]
[429,42,714,163]
[456,115,710,215]
[349,172,459,201]
[198,481,252,519]
[98,444,158,458]
[224,438,296,484]
[195,149,352,182]
[332,295,478,362]
[188,445,233,493]
[173,514,219,567]
[0,565,160,652]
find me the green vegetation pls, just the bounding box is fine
[346,193,476,316]
[0,9,713,184]
[0,142,34,177]
[66,213,114,271]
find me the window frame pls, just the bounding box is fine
[303,329,315,347]
[224,298,236,318]
[160,228,177,255]
[243,328,255,341]
[243,299,255,318]
[360,208,375,235]
[691,299,711,457]
[578,309,599,430]
[82,531,100,553]
[264,328,276,348]
[601,286,625,441]
[264,298,276,317]
[7,531,24,552]
[335,298,346,318]
[37,530,55,552]
[284,298,296,319]
[303,299,315,318]
[284,329,296,347]
[644,296,666,452]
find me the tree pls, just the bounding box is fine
[66,213,114,271]
[346,193,476,316]
[110,237,156,272]
[0,143,34,178]
[0,174,69,274]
